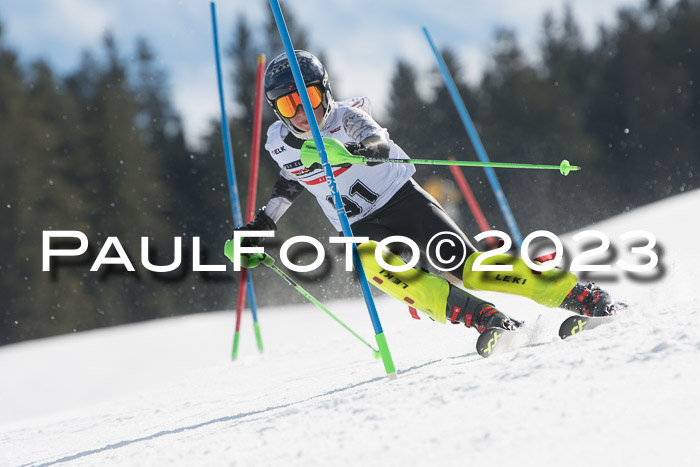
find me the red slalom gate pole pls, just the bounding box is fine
[246,54,265,222]
[448,157,498,250]
[234,53,266,353]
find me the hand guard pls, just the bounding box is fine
[299,136,390,169]
[300,138,363,169]
[223,238,275,269]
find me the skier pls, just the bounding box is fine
[228,50,622,335]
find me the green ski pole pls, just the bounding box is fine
[364,157,580,176]
[300,138,581,176]
[223,239,380,359]
[265,260,381,359]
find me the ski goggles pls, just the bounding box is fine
[274,86,323,118]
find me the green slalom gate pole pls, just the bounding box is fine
[264,260,380,359]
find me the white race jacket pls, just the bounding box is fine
[264,97,415,230]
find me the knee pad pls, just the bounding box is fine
[357,241,449,323]
[461,252,577,307]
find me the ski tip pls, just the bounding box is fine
[558,314,614,340]
[476,328,504,358]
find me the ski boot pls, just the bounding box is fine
[560,282,626,317]
[446,284,523,334]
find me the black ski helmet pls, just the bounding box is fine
[264,50,334,138]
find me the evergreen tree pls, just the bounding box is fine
[3,1,700,345]
[588,0,699,206]
[385,60,426,160]
[0,22,27,342]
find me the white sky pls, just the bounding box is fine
[0,0,646,147]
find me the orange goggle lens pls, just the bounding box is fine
[275,86,323,118]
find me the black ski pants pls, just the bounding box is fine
[348,178,478,282]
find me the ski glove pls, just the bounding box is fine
[345,135,390,166]
[235,208,277,247]
[223,208,277,269]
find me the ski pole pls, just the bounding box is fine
[363,157,580,176]
[223,239,379,357]
[300,138,580,176]
[263,260,380,359]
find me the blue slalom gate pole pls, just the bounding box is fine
[210,2,263,357]
[268,0,396,378]
[422,26,523,247]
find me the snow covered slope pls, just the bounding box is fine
[2,191,699,467]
